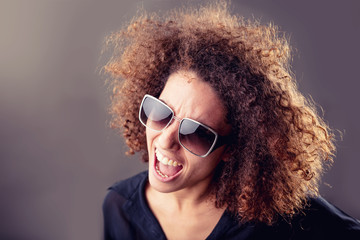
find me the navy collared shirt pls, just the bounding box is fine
[103,171,360,239]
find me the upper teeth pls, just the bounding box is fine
[155,149,182,167]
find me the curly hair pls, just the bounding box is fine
[103,2,335,225]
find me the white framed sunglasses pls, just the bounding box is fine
[139,94,232,157]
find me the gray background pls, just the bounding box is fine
[0,0,359,239]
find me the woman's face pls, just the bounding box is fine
[146,70,231,194]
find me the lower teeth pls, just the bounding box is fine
[156,165,168,178]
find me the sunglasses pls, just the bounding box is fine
[139,94,232,157]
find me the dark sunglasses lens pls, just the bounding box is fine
[140,97,173,130]
[179,119,216,156]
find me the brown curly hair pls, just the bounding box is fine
[102,2,335,225]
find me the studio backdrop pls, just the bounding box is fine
[0,0,359,239]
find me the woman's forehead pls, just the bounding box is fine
[159,71,230,133]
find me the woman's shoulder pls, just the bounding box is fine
[268,196,360,239]
[102,171,148,215]
[102,171,150,240]
[107,171,148,199]
[300,197,360,232]
[249,196,360,240]
[301,197,359,226]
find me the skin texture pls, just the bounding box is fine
[103,2,336,224]
[145,71,229,239]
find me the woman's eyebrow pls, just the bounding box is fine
[160,98,220,130]
[158,98,167,104]
[158,98,172,109]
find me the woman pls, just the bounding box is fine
[102,2,360,239]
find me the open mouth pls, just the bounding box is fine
[154,149,183,179]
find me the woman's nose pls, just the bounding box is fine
[157,119,181,151]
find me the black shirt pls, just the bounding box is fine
[103,171,360,239]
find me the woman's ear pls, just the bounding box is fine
[221,147,231,162]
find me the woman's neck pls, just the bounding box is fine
[145,180,215,213]
[145,181,226,240]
